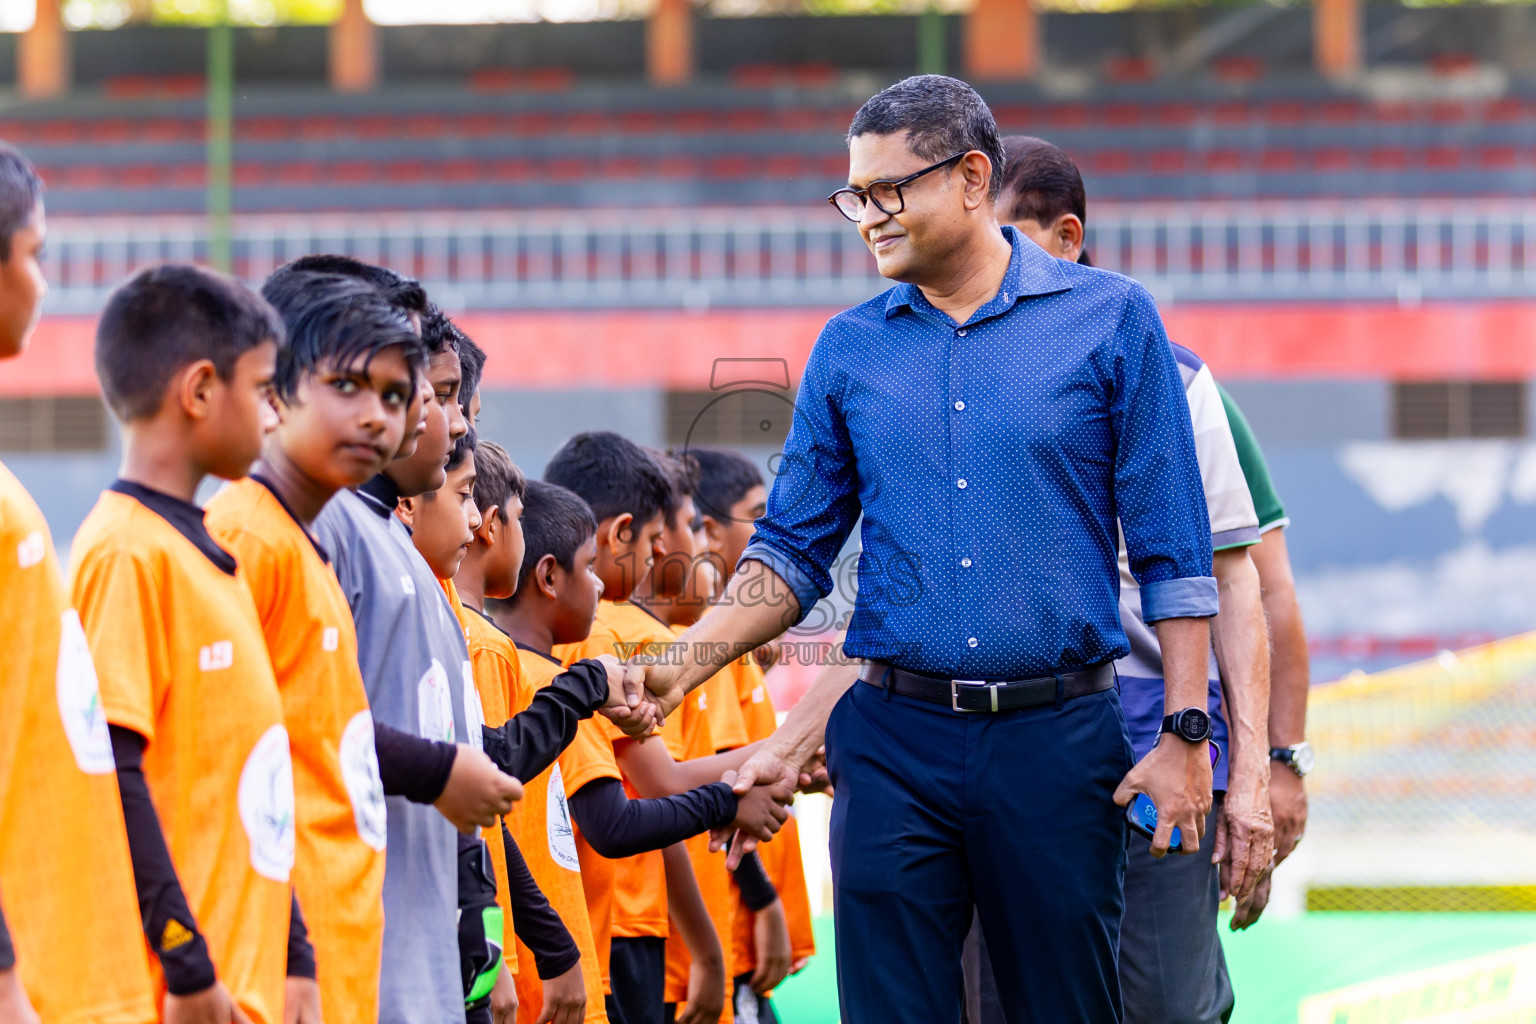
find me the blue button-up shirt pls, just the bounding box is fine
[740,227,1218,680]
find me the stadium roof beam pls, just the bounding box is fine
[331,0,379,91]
[1315,0,1361,79]
[965,0,1039,81]
[19,0,69,99]
[648,0,694,85]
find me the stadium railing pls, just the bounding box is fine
[37,199,1536,313]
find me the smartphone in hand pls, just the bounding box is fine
[1126,741,1222,847]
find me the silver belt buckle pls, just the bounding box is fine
[950,679,997,712]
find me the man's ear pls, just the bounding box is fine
[959,151,992,211]
[178,359,219,421]
[1054,214,1086,262]
[396,496,418,528]
[536,553,561,600]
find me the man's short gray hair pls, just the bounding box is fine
[847,75,1006,200]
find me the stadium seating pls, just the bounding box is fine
[12,83,1536,214]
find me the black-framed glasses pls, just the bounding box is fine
[827,153,967,222]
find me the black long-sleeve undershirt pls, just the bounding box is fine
[287,892,316,980]
[501,824,580,979]
[480,659,609,783]
[111,725,218,996]
[373,721,457,803]
[566,777,737,860]
[732,851,779,912]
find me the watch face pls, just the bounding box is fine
[1293,743,1315,775]
[1177,708,1212,742]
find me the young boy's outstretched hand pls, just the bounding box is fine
[725,770,792,842]
[594,655,660,738]
[434,746,523,834]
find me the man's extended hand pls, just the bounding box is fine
[595,655,659,738]
[1113,737,1213,857]
[1270,768,1308,866]
[710,747,801,868]
[1212,762,1274,905]
[622,659,687,722]
[434,746,523,834]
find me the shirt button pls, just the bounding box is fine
[968,637,979,648]
[957,329,967,337]
[957,478,967,489]
[954,400,965,411]
[961,558,972,567]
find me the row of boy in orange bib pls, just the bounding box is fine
[0,139,812,1024]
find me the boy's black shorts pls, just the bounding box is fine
[607,935,667,1024]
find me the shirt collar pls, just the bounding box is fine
[514,640,565,667]
[884,225,1072,323]
[109,479,238,576]
[358,473,401,520]
[250,473,332,565]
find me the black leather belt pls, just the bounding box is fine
[857,660,1115,713]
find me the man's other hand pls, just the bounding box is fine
[1113,737,1213,857]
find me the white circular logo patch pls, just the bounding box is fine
[56,609,115,775]
[340,710,387,851]
[417,659,456,744]
[463,661,485,753]
[546,762,580,872]
[238,724,296,882]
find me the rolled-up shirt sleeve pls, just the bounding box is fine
[1109,284,1218,622]
[740,330,862,624]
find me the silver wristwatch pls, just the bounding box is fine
[1269,741,1314,778]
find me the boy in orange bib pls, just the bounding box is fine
[70,265,307,1024]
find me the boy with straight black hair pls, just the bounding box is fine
[0,143,158,1024]
[545,432,671,605]
[72,264,310,1024]
[206,272,427,1024]
[308,265,523,1024]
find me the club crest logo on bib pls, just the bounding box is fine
[56,609,115,775]
[546,762,580,872]
[463,661,485,752]
[417,659,456,744]
[238,725,296,882]
[340,711,388,851]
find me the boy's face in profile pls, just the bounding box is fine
[202,341,280,481]
[596,511,665,602]
[275,348,416,493]
[481,492,524,601]
[404,458,480,581]
[551,534,604,645]
[387,349,466,495]
[648,495,698,601]
[0,201,46,359]
[707,483,767,580]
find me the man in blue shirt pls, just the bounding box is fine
[631,75,1220,1023]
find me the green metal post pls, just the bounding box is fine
[917,8,946,76]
